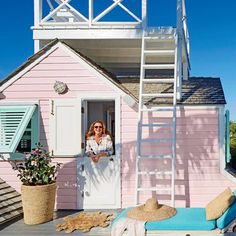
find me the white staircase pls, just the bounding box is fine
[135,31,179,207]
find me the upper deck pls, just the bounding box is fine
[32,0,189,76]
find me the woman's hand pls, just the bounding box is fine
[90,153,108,163]
[90,154,100,163]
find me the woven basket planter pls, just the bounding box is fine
[21,183,56,225]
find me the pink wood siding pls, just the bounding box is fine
[121,102,236,207]
[1,45,236,209]
[0,46,120,209]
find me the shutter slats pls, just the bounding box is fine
[0,105,36,153]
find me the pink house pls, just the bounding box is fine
[0,0,236,211]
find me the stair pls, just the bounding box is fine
[135,31,178,207]
[0,178,23,225]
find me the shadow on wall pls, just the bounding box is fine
[121,107,219,207]
[39,105,219,209]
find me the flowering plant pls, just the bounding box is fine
[15,143,61,186]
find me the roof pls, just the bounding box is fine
[117,77,226,105]
[0,178,22,225]
[0,40,226,105]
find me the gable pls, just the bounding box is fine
[0,42,136,104]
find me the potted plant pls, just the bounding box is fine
[15,143,60,225]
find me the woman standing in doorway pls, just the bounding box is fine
[85,120,114,163]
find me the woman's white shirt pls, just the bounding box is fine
[85,134,113,156]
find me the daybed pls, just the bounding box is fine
[112,190,236,235]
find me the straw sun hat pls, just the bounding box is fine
[127,198,177,221]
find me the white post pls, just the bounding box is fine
[34,40,42,53]
[89,0,93,27]
[176,0,183,100]
[142,0,147,29]
[34,0,42,27]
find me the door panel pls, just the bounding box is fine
[83,155,120,209]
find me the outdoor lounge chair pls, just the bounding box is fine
[112,194,236,235]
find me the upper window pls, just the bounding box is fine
[0,105,38,154]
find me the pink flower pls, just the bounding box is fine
[31,160,37,166]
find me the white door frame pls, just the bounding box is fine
[77,93,121,209]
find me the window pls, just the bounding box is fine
[0,105,38,154]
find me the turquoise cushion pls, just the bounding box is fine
[216,190,236,229]
[146,208,216,230]
[113,208,216,231]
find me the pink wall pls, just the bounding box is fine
[121,103,236,207]
[0,46,120,209]
[1,45,235,209]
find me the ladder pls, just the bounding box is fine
[135,31,178,207]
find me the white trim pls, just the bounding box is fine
[218,106,225,173]
[0,45,59,92]
[76,93,121,209]
[33,29,143,39]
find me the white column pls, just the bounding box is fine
[34,0,42,27]
[34,40,41,53]
[176,0,183,101]
[89,0,93,27]
[142,0,147,29]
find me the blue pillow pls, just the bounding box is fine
[216,190,236,229]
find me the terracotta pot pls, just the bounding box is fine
[21,183,56,225]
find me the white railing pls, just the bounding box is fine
[34,0,145,28]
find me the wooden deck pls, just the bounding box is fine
[0,210,235,236]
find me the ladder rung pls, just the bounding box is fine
[142,78,175,83]
[138,171,172,175]
[138,154,173,159]
[140,107,175,112]
[143,50,175,56]
[137,187,172,192]
[141,123,174,127]
[141,93,174,98]
[141,138,172,143]
[143,64,175,70]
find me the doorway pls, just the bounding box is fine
[78,98,120,209]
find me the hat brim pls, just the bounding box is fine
[127,204,177,221]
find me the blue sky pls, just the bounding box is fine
[0,0,235,120]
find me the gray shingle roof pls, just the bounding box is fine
[0,178,22,225]
[117,77,226,105]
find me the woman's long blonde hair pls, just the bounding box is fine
[86,120,112,140]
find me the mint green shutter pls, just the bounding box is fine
[0,105,36,153]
